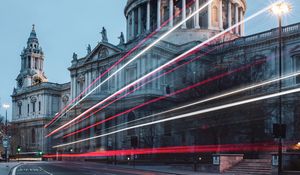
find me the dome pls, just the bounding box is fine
[125,0,247,45]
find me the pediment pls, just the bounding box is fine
[290,45,300,56]
[85,42,122,62]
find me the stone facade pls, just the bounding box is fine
[11,0,300,164]
[11,26,70,153]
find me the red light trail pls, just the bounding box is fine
[47,3,273,138]
[61,58,267,138]
[61,38,225,132]
[44,0,199,128]
[44,143,278,158]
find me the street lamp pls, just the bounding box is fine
[2,104,10,162]
[270,2,292,174]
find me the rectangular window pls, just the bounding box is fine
[27,104,30,115]
[38,101,41,111]
[18,105,22,115]
[296,56,300,84]
[32,102,35,113]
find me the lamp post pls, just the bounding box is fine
[270,2,292,174]
[2,104,10,162]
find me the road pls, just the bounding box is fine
[11,161,174,175]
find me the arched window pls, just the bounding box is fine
[128,111,136,121]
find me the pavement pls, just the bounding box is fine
[0,161,22,175]
[0,161,224,175]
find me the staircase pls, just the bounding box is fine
[225,159,272,175]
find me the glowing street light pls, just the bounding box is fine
[270,2,292,16]
[2,104,10,109]
[270,1,292,174]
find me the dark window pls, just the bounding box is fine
[18,105,22,115]
[38,101,41,111]
[32,102,35,113]
[27,104,30,115]
[28,56,31,68]
[35,58,38,69]
[295,56,300,84]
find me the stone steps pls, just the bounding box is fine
[225,159,272,175]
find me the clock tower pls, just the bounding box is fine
[16,24,47,89]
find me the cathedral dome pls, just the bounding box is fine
[125,0,246,45]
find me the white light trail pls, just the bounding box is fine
[49,0,284,137]
[103,71,300,132]
[55,0,214,122]
[53,86,300,148]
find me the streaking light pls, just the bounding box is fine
[101,71,300,133]
[53,84,300,148]
[47,143,278,158]
[62,58,266,138]
[48,0,278,138]
[45,0,214,129]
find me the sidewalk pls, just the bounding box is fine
[0,162,22,175]
[115,164,222,175]
[71,161,223,175]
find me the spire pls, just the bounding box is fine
[27,24,39,44]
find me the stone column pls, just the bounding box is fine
[207,1,212,29]
[138,7,142,34]
[235,3,239,34]
[182,0,187,29]
[219,0,223,30]
[127,15,130,40]
[228,0,232,29]
[195,0,200,29]
[240,9,244,36]
[147,0,151,31]
[157,0,161,28]
[132,10,135,38]
[169,0,174,28]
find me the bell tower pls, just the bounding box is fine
[16,25,47,89]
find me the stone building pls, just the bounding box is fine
[11,26,70,153]
[12,0,300,168]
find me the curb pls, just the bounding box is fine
[8,163,23,175]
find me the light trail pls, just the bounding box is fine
[47,143,277,158]
[97,71,300,134]
[62,39,225,131]
[47,0,277,138]
[61,58,266,138]
[45,0,213,129]
[53,85,300,148]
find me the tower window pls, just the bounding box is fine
[27,104,30,115]
[32,102,36,113]
[35,57,38,69]
[28,56,31,68]
[18,105,22,115]
[38,101,41,111]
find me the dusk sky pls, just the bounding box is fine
[0,0,299,120]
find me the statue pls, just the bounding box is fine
[101,27,108,42]
[118,32,125,45]
[87,44,91,55]
[72,52,78,61]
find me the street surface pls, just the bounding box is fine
[11,161,174,175]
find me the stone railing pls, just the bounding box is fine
[216,23,300,49]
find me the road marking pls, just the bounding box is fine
[12,164,23,175]
[39,166,53,175]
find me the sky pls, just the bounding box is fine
[0,0,299,120]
